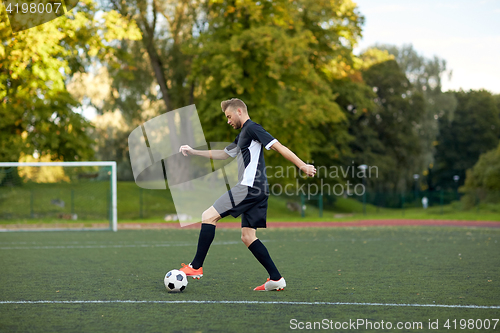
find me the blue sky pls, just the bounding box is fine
[353,0,500,93]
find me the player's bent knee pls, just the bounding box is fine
[202,207,220,225]
[201,214,217,225]
[242,236,257,247]
[241,229,257,246]
[241,234,248,244]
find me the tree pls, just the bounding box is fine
[461,142,500,208]
[87,0,207,185]
[189,0,364,183]
[90,110,134,181]
[354,59,426,191]
[433,89,500,189]
[372,44,451,94]
[371,44,457,191]
[103,0,203,126]
[0,0,141,163]
[317,48,393,188]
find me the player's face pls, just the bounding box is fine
[225,109,241,129]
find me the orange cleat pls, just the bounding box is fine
[253,277,286,291]
[179,263,203,279]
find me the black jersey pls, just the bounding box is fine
[224,119,277,189]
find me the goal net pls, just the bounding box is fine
[0,162,117,231]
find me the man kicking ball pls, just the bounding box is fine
[178,98,316,291]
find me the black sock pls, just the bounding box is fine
[191,223,216,269]
[248,239,281,281]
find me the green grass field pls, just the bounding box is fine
[1,227,499,332]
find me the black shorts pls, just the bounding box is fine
[213,184,269,229]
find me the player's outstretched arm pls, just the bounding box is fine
[179,145,230,160]
[270,142,316,177]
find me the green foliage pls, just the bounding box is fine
[311,48,393,187]
[0,0,141,162]
[373,44,450,94]
[318,78,373,178]
[465,142,500,191]
[433,89,500,189]
[348,59,426,191]
[101,0,202,123]
[89,111,135,180]
[461,142,500,207]
[372,44,457,192]
[190,0,363,173]
[6,0,497,206]
[58,1,437,195]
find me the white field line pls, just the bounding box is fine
[0,300,499,309]
[0,240,242,250]
[0,238,388,250]
[1,234,497,250]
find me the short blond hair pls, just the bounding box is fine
[221,98,247,113]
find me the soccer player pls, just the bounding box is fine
[178,98,316,291]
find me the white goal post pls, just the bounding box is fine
[0,161,118,232]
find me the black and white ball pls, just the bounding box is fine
[164,270,188,292]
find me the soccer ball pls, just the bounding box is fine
[164,269,188,292]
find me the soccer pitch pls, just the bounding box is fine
[1,227,499,332]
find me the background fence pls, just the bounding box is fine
[1,179,498,221]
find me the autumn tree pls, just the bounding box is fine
[351,59,426,191]
[0,0,141,163]
[460,142,500,208]
[189,0,364,184]
[371,44,457,191]
[433,89,500,189]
